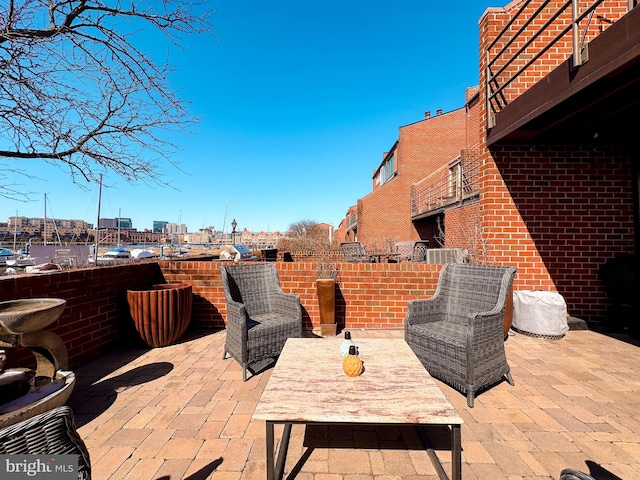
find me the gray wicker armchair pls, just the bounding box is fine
[220,263,302,381]
[0,406,91,479]
[559,469,596,480]
[405,263,517,407]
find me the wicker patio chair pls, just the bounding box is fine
[559,469,596,480]
[0,406,91,479]
[411,240,430,262]
[340,242,373,263]
[404,263,517,407]
[220,263,302,381]
[393,241,415,262]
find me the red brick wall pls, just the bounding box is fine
[445,202,484,258]
[474,0,635,325]
[160,260,440,331]
[358,108,467,246]
[0,263,163,369]
[485,142,635,323]
[1,262,441,368]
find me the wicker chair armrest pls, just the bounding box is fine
[224,299,248,334]
[272,292,302,318]
[467,309,505,341]
[405,296,446,326]
[0,406,91,479]
[467,299,506,326]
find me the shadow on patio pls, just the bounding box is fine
[63,327,640,480]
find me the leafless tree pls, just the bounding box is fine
[0,0,213,199]
[286,220,322,239]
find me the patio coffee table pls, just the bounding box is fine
[253,338,463,480]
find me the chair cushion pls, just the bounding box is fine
[247,313,299,333]
[409,321,466,347]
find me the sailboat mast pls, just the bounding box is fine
[223,201,228,237]
[44,193,47,246]
[13,210,17,252]
[95,174,103,264]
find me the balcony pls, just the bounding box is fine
[411,151,481,219]
[485,0,640,144]
[345,213,357,234]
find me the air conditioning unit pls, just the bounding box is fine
[427,248,465,264]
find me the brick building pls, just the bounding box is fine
[350,105,469,248]
[338,0,639,327]
[472,0,639,325]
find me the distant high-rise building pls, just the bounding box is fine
[153,221,168,234]
[165,223,187,235]
[99,218,132,229]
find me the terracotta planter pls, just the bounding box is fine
[316,278,336,336]
[127,283,192,347]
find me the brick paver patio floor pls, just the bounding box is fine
[67,328,640,480]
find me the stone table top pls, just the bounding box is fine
[253,338,463,425]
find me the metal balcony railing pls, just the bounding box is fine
[411,152,481,218]
[485,0,637,128]
[346,214,357,233]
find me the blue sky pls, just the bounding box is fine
[3,0,494,234]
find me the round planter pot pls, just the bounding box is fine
[127,284,192,347]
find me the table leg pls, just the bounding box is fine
[266,422,275,480]
[451,424,461,480]
[265,421,293,480]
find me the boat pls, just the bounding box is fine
[90,247,132,265]
[219,244,258,262]
[25,263,63,274]
[6,255,36,268]
[130,248,156,260]
[0,249,16,266]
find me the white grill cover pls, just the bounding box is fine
[512,290,568,337]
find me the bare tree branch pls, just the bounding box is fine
[0,0,214,199]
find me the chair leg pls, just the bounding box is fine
[505,371,515,386]
[222,349,227,360]
[467,390,474,408]
[242,365,248,382]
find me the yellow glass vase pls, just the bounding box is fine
[342,345,363,377]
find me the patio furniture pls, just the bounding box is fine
[405,263,517,407]
[0,406,91,480]
[411,240,430,262]
[512,290,568,339]
[340,242,372,262]
[253,338,463,480]
[394,241,415,262]
[220,263,302,381]
[559,469,596,480]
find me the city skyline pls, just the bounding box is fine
[3,213,285,235]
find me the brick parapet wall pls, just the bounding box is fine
[0,263,163,369]
[159,260,441,331]
[1,262,441,369]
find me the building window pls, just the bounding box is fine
[376,153,396,187]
